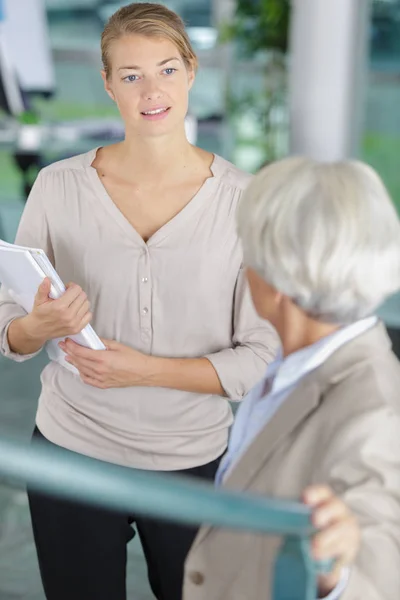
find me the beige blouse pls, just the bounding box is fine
[0,148,278,470]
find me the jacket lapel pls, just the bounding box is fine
[191,378,321,550]
[223,378,321,491]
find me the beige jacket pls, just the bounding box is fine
[184,323,400,600]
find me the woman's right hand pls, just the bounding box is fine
[23,278,92,345]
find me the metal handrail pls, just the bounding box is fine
[0,434,331,599]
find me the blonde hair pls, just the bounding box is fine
[101,2,198,78]
[237,157,400,324]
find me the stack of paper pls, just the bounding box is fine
[0,239,105,373]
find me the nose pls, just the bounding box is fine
[142,78,163,101]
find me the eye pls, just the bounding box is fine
[163,68,177,76]
[123,74,139,83]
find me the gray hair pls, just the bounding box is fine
[237,156,400,324]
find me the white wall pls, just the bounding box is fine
[1,0,55,94]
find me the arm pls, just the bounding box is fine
[204,266,279,399]
[62,267,279,394]
[0,172,54,360]
[314,404,400,600]
[145,266,278,396]
[7,315,47,356]
[145,356,224,395]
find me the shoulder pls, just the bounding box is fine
[319,349,400,448]
[213,155,253,193]
[38,147,98,177]
[30,148,98,209]
[313,322,400,417]
[339,352,400,412]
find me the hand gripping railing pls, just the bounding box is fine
[0,435,332,599]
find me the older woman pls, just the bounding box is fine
[183,157,400,600]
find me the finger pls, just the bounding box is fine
[75,299,90,319]
[65,358,104,381]
[58,283,85,308]
[58,303,91,336]
[68,294,90,317]
[65,355,104,375]
[303,485,335,507]
[100,338,117,350]
[75,311,93,333]
[312,497,349,529]
[317,563,346,594]
[35,278,52,303]
[75,364,103,380]
[59,339,81,353]
[312,518,356,560]
[63,340,106,362]
[80,374,108,389]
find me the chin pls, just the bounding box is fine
[127,110,186,137]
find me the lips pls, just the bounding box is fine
[141,107,170,116]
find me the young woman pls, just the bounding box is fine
[0,3,277,600]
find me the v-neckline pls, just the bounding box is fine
[84,147,222,247]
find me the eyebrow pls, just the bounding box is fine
[118,57,181,71]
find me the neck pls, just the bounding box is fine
[118,127,195,183]
[278,302,340,358]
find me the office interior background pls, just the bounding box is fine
[0,0,399,598]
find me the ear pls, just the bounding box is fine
[187,64,196,91]
[101,70,116,103]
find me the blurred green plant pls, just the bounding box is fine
[32,98,119,121]
[219,0,291,169]
[220,0,290,55]
[362,132,400,210]
[17,110,40,125]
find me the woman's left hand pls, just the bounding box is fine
[303,485,361,596]
[59,338,152,389]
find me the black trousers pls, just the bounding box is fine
[28,428,221,600]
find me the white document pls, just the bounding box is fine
[0,239,105,374]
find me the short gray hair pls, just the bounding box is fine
[237,157,400,324]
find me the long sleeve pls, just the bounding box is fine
[205,267,279,400]
[315,404,400,600]
[0,171,54,361]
